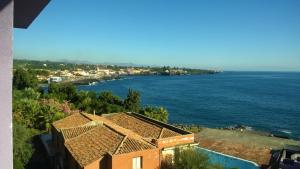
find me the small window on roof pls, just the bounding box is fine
[133,156,142,169]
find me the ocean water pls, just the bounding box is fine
[78,72,300,139]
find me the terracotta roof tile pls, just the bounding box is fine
[53,112,186,167]
[160,128,181,138]
[105,113,181,139]
[106,113,162,139]
[53,113,91,129]
[116,137,154,154]
[61,123,100,140]
[65,125,124,167]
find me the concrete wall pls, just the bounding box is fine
[62,134,194,169]
[84,159,101,169]
[0,1,13,169]
[84,157,108,169]
[111,149,160,169]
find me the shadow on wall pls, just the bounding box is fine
[0,0,11,12]
[25,135,52,169]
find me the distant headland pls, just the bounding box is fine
[13,59,221,85]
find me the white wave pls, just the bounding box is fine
[279,130,292,134]
[245,126,253,131]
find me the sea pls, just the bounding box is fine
[77,71,300,139]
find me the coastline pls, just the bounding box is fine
[43,72,300,142]
[62,72,221,86]
[174,123,300,141]
[71,72,300,140]
[67,75,123,85]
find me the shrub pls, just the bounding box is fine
[13,68,38,90]
[124,88,141,112]
[140,106,168,122]
[161,147,232,169]
[13,123,37,169]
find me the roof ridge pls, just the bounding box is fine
[158,127,165,139]
[64,124,125,167]
[103,122,157,148]
[114,136,157,155]
[52,112,81,125]
[60,123,102,140]
[136,137,156,148]
[64,125,103,143]
[80,112,94,121]
[52,112,91,130]
[82,120,103,127]
[113,135,128,154]
[84,113,157,147]
[60,122,101,131]
[61,129,66,139]
[102,123,127,137]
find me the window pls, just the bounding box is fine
[132,156,142,169]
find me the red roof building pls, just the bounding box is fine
[47,112,195,169]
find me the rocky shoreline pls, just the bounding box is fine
[173,123,298,141]
[65,72,220,86]
[68,75,123,85]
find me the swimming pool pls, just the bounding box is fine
[195,147,260,169]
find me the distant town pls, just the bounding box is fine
[14,59,221,85]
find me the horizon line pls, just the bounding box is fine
[13,58,300,72]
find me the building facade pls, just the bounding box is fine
[46,112,195,169]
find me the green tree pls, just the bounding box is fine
[48,83,60,94]
[140,106,168,122]
[37,104,65,130]
[48,83,77,101]
[123,89,141,112]
[98,91,124,114]
[22,88,41,100]
[13,88,40,102]
[13,88,67,130]
[75,91,99,113]
[13,68,38,90]
[169,147,228,169]
[99,91,123,105]
[13,99,41,128]
[61,83,77,101]
[13,123,36,169]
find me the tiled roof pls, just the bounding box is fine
[53,113,91,130]
[64,124,155,167]
[61,123,100,140]
[83,113,154,140]
[65,125,124,167]
[159,128,181,138]
[82,113,157,148]
[53,112,186,167]
[115,137,154,154]
[106,113,162,138]
[105,113,180,139]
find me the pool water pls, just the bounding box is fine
[196,147,260,169]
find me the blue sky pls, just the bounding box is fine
[14,0,300,71]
